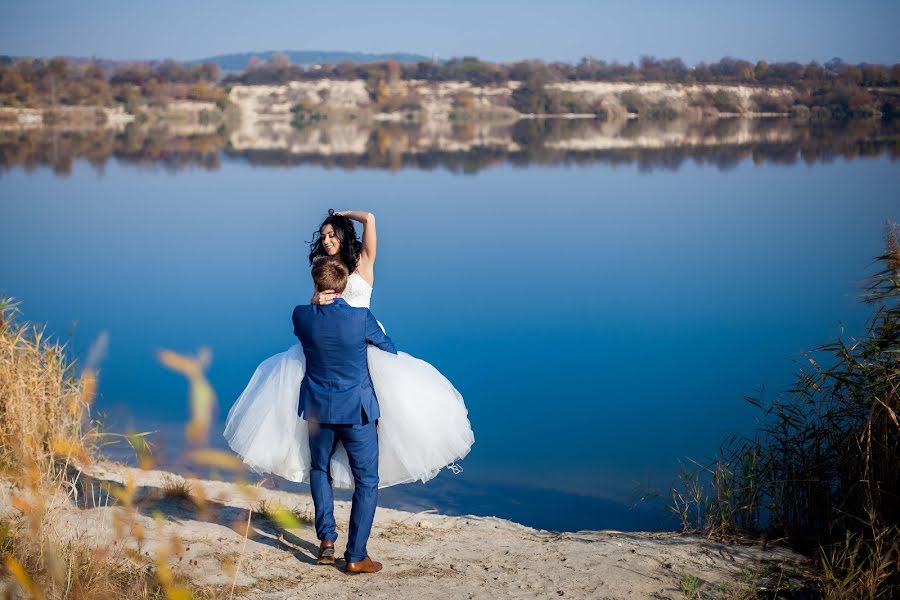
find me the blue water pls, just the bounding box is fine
[2,151,898,532]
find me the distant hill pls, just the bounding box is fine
[186,50,433,72]
[1,50,432,73]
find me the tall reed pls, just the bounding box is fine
[667,222,900,598]
[0,298,256,598]
[0,298,174,598]
[0,298,94,475]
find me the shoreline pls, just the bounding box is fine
[1,460,808,599]
[0,78,821,133]
[0,102,797,133]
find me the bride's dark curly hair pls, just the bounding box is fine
[308,209,363,274]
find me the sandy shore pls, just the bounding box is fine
[0,461,810,599]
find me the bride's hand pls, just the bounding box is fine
[332,210,373,224]
[312,289,336,305]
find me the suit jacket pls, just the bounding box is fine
[292,297,396,424]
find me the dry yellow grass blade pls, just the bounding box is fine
[157,348,216,445]
[127,430,157,469]
[3,555,44,600]
[109,473,138,507]
[49,436,91,464]
[229,505,253,600]
[875,396,899,429]
[155,553,192,600]
[268,506,303,530]
[187,449,244,472]
[77,368,97,409]
[11,494,33,514]
[188,479,210,519]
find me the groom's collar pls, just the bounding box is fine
[330,297,348,307]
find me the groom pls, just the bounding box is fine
[292,256,396,574]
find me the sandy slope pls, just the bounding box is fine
[2,462,805,599]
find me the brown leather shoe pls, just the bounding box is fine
[316,540,335,566]
[345,556,383,574]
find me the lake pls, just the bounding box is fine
[1,118,898,532]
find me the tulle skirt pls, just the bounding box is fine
[223,343,474,488]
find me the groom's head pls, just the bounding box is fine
[312,256,349,294]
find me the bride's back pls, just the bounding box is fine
[343,272,373,308]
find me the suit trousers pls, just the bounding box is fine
[307,418,379,563]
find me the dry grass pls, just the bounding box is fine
[0,298,94,476]
[715,562,815,599]
[253,500,312,530]
[0,513,167,599]
[0,298,202,599]
[161,476,195,501]
[0,297,266,598]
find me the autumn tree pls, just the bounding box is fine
[271,52,291,66]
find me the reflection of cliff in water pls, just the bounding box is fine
[1,118,898,175]
[227,117,900,173]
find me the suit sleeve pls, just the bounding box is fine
[292,306,302,340]
[365,310,397,354]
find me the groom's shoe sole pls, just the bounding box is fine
[345,557,383,574]
[316,541,336,566]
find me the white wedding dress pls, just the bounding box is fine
[223,273,474,488]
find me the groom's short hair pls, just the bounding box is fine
[312,256,349,293]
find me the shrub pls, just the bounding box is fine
[641,101,678,120]
[751,92,791,113]
[788,104,810,120]
[709,89,742,113]
[290,101,327,127]
[618,90,644,115]
[511,79,553,114]
[453,90,477,111]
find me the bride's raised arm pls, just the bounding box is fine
[335,210,376,283]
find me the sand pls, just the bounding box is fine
[0,461,808,599]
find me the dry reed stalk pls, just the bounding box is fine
[0,299,94,478]
[0,299,176,598]
[228,506,253,600]
[661,223,900,598]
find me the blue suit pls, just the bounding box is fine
[293,298,395,424]
[292,297,396,563]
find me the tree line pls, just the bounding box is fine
[223,54,900,87]
[2,54,899,119]
[213,54,900,119]
[0,57,226,110]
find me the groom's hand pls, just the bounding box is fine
[313,289,336,305]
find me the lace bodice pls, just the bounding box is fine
[343,272,373,308]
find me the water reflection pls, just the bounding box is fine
[0,126,229,175]
[1,117,897,176]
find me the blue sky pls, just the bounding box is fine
[1,0,899,65]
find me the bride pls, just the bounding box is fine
[224,209,474,488]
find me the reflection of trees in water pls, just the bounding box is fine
[0,124,228,175]
[0,129,117,175]
[1,118,897,175]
